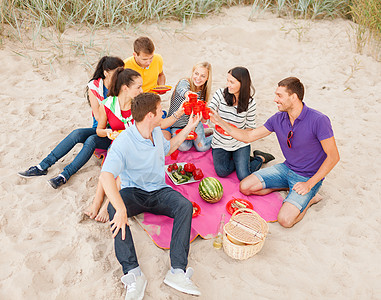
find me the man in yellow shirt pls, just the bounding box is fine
[124,37,166,93]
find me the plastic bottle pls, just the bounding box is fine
[213,213,225,249]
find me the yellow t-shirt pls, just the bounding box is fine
[123,54,163,93]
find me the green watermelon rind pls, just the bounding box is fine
[198,177,223,202]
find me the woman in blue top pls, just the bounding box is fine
[18,56,124,189]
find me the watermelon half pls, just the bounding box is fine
[198,177,223,203]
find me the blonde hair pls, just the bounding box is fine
[188,62,212,103]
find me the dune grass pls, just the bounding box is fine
[349,0,381,58]
[0,0,249,33]
[0,0,380,59]
[250,0,350,20]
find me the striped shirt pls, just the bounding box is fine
[168,79,204,128]
[209,88,256,151]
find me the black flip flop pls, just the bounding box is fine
[253,150,275,163]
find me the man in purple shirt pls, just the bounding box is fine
[210,77,340,228]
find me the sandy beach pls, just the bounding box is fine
[0,5,380,299]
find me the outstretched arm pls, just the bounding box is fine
[99,171,129,239]
[167,113,201,156]
[210,109,272,143]
[160,102,185,129]
[293,136,340,195]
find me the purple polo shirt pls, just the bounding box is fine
[264,104,334,177]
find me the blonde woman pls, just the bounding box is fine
[168,62,213,151]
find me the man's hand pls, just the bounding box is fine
[187,113,202,130]
[175,102,185,118]
[167,113,201,156]
[292,181,312,196]
[110,210,129,240]
[185,112,201,131]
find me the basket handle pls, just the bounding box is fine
[229,219,265,239]
[228,208,269,236]
[231,207,256,218]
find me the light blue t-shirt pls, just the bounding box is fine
[101,123,171,191]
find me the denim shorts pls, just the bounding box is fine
[253,163,323,212]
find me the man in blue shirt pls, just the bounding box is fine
[100,93,201,299]
[210,77,340,228]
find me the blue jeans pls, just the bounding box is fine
[171,122,212,152]
[107,187,193,274]
[254,163,323,212]
[212,145,263,181]
[39,128,111,180]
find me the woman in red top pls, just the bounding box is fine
[18,56,124,188]
[97,68,142,138]
[85,68,142,222]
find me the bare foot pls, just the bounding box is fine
[85,179,106,220]
[310,193,323,205]
[95,199,110,223]
[84,201,102,219]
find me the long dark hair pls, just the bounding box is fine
[89,56,124,82]
[223,67,255,113]
[108,67,141,97]
[86,56,124,103]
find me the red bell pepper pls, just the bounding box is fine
[192,168,204,180]
[172,163,178,170]
[184,163,196,173]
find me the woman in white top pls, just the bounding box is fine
[209,67,274,181]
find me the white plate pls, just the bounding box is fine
[165,162,201,185]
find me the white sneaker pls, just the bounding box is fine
[121,272,147,300]
[163,267,201,296]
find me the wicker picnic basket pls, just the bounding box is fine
[223,208,268,260]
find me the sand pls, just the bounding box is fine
[1,5,380,300]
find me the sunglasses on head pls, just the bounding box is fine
[287,130,293,148]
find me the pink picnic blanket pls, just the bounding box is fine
[135,148,283,249]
